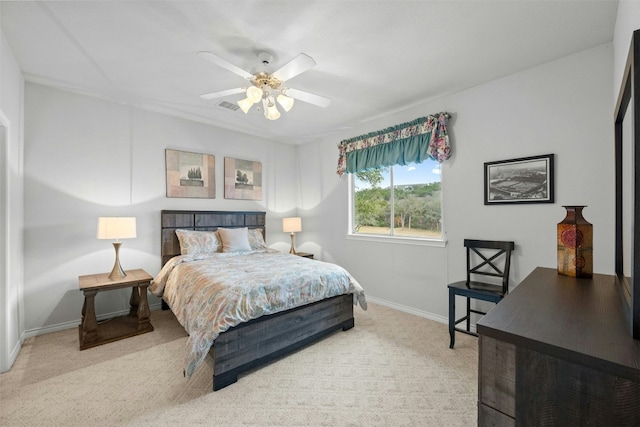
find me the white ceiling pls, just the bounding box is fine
[1,1,618,144]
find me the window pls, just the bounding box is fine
[338,113,451,243]
[351,159,442,240]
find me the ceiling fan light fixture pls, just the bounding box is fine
[199,50,328,120]
[237,97,254,114]
[246,85,263,103]
[277,93,294,112]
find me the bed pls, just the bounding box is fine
[153,210,366,390]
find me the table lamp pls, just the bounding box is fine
[97,217,137,279]
[282,217,302,255]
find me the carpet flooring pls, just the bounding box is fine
[0,302,478,426]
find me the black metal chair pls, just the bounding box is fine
[448,239,514,349]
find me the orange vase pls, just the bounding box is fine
[557,206,593,278]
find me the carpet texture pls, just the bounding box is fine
[0,303,478,426]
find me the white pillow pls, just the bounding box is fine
[217,227,252,253]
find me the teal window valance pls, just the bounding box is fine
[336,113,451,176]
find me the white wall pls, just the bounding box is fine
[613,1,640,99]
[0,21,25,372]
[14,8,637,347]
[23,84,299,334]
[298,44,614,322]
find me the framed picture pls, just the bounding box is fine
[165,149,215,198]
[224,157,262,200]
[484,154,554,205]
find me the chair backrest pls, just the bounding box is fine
[464,239,515,294]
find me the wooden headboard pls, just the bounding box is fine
[160,210,266,266]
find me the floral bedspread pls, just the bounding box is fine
[150,249,367,377]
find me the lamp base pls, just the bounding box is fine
[289,232,297,255]
[108,242,127,280]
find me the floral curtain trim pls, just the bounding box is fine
[336,113,451,176]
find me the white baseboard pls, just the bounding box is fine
[20,298,475,339]
[1,336,23,374]
[364,296,477,333]
[365,296,448,324]
[22,303,164,339]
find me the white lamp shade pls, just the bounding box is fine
[282,217,302,233]
[246,85,263,103]
[97,217,137,240]
[266,103,281,120]
[277,94,294,112]
[237,97,254,114]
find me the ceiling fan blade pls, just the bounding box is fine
[285,88,331,108]
[272,53,316,82]
[198,51,254,80]
[200,87,245,100]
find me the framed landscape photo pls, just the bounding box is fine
[224,157,262,200]
[484,154,554,205]
[165,149,215,198]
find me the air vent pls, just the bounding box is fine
[217,100,240,111]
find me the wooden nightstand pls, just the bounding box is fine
[295,252,314,259]
[78,269,153,350]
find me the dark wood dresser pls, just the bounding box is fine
[477,267,640,426]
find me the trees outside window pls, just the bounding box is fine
[352,159,442,239]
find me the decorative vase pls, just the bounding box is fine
[557,206,593,278]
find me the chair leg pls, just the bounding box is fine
[466,298,471,332]
[449,288,455,349]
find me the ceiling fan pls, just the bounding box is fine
[198,51,331,120]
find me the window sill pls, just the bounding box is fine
[345,233,447,247]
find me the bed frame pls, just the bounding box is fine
[160,210,355,390]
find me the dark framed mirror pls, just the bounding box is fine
[614,29,640,339]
